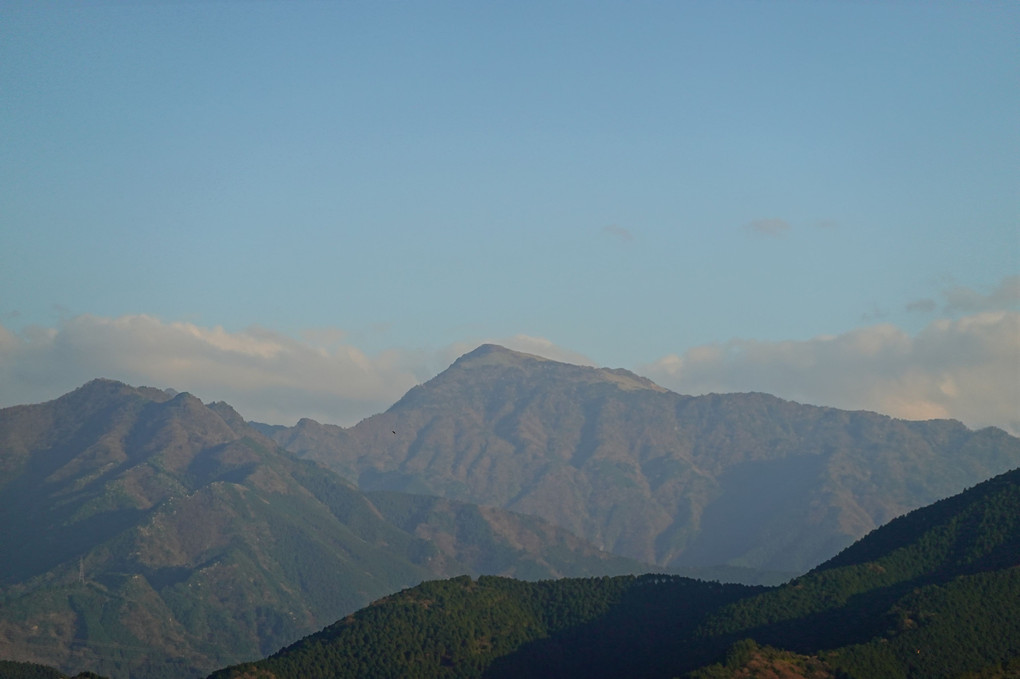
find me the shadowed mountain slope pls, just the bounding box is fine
[690,466,1020,677]
[0,659,109,679]
[0,380,649,679]
[209,466,1020,679]
[266,344,1020,574]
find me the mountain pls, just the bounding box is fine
[690,465,1020,677]
[0,380,649,679]
[208,466,1020,679]
[265,344,1020,574]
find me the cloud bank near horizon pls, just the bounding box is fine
[0,315,421,426]
[1,312,1017,434]
[640,311,1019,435]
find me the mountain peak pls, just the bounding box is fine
[71,377,135,397]
[450,344,666,393]
[54,378,174,411]
[437,344,670,398]
[455,343,551,366]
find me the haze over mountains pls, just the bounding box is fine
[0,378,644,679]
[264,344,1020,574]
[211,465,1020,679]
[1,345,1018,678]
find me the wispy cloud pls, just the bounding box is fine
[3,312,1017,436]
[300,326,349,348]
[602,224,635,241]
[745,218,791,237]
[0,315,420,426]
[905,298,937,314]
[0,316,594,427]
[640,311,1020,435]
[905,275,1020,316]
[943,275,1020,314]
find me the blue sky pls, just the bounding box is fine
[2,1,1018,431]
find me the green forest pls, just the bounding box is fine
[0,660,108,679]
[209,467,1020,679]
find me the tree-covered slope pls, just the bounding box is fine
[208,574,756,679]
[268,344,1020,574]
[0,660,109,679]
[207,466,1020,679]
[0,381,652,679]
[693,466,1020,678]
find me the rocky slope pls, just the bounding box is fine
[0,380,646,679]
[267,344,1020,574]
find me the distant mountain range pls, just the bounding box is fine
[12,466,1020,678]
[210,465,1020,678]
[1,345,1018,679]
[0,379,645,679]
[263,343,1020,574]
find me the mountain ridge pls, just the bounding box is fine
[0,379,654,679]
[265,344,1020,574]
[3,351,1018,676]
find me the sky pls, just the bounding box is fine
[1,1,1018,433]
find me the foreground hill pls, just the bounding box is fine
[0,659,108,679]
[691,465,1020,677]
[0,381,647,679]
[267,344,1020,574]
[209,574,758,679]
[210,466,1020,679]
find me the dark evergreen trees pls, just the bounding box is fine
[209,468,1020,679]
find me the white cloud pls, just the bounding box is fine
[640,311,1020,435]
[0,316,596,428]
[0,314,421,426]
[3,313,1017,437]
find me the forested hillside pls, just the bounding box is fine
[209,574,756,679]
[210,467,1020,679]
[695,466,1020,677]
[0,659,108,679]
